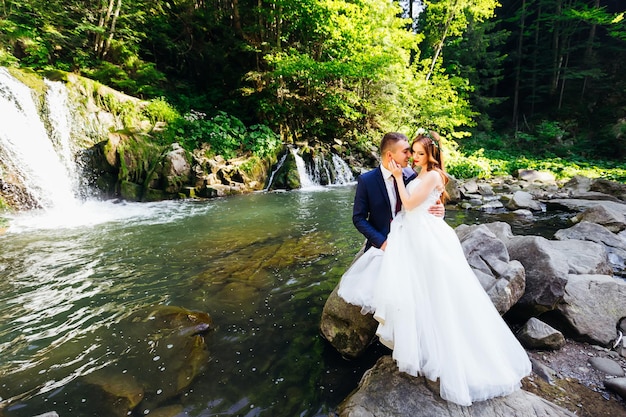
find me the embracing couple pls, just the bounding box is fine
[338,131,531,406]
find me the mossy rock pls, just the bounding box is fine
[143,187,167,202]
[120,180,143,201]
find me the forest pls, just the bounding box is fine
[1,0,626,179]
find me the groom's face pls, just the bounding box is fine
[389,140,411,167]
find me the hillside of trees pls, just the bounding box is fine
[2,0,626,163]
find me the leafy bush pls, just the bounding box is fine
[447,145,626,182]
[243,124,282,157]
[142,97,180,124]
[165,111,282,159]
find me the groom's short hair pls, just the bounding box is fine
[381,132,409,154]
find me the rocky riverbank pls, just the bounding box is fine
[322,172,626,417]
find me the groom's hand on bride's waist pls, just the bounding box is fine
[428,201,445,218]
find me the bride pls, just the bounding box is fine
[338,130,531,406]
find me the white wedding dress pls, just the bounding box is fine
[338,178,531,406]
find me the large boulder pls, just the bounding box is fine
[590,178,626,201]
[337,356,576,417]
[553,274,626,346]
[455,224,525,314]
[319,286,378,359]
[517,318,565,350]
[507,190,543,211]
[80,305,213,415]
[505,236,570,315]
[505,235,611,316]
[162,143,191,193]
[555,221,626,276]
[570,205,626,232]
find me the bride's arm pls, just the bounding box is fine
[394,169,441,211]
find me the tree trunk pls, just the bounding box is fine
[426,0,458,82]
[232,0,243,38]
[102,0,123,59]
[581,0,599,98]
[95,0,116,55]
[551,0,562,95]
[530,1,542,118]
[512,0,526,127]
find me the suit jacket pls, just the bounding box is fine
[352,166,416,250]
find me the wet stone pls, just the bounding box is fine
[604,377,626,400]
[588,357,625,376]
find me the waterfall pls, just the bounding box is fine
[0,68,79,209]
[331,153,355,185]
[291,148,321,190]
[290,148,354,189]
[264,152,288,191]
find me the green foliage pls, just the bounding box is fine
[164,111,282,160]
[447,145,626,182]
[142,97,180,124]
[85,51,167,98]
[243,125,282,157]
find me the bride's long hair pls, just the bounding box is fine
[412,130,449,203]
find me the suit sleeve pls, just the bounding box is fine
[352,175,387,249]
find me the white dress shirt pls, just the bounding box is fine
[380,164,399,218]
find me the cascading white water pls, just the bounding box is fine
[289,147,354,189]
[331,153,355,185]
[290,148,322,190]
[264,152,288,191]
[45,79,80,194]
[0,68,78,209]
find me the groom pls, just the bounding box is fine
[353,132,444,251]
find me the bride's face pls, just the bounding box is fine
[411,142,427,168]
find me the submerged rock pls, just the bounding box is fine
[80,305,213,415]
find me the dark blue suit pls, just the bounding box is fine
[352,166,416,250]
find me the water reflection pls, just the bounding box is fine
[0,187,571,416]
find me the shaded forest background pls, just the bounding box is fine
[2,0,626,171]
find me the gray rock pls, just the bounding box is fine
[506,235,613,316]
[506,235,569,315]
[604,377,626,400]
[512,209,534,217]
[571,205,626,232]
[530,357,559,384]
[319,285,378,359]
[518,318,565,350]
[483,221,515,242]
[588,357,625,376]
[555,221,626,276]
[479,200,505,211]
[549,238,613,276]
[478,183,495,196]
[562,175,592,194]
[338,356,576,417]
[547,199,626,219]
[455,224,525,314]
[446,175,462,203]
[460,179,479,195]
[507,190,543,211]
[555,274,626,345]
[515,169,557,184]
[590,178,626,201]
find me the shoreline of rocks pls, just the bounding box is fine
[322,172,626,417]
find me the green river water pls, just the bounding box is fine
[0,186,568,417]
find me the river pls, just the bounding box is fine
[0,186,571,417]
